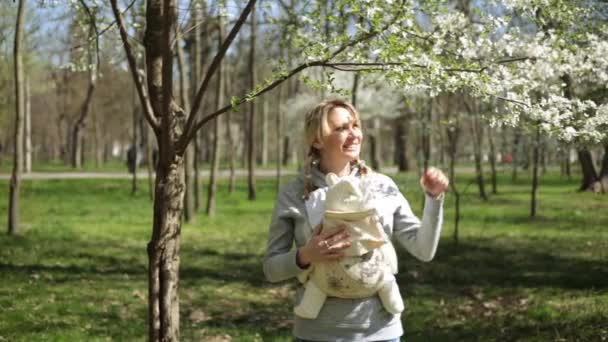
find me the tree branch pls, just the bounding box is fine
[109,0,160,130]
[71,0,137,51]
[179,0,257,150]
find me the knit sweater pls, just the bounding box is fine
[263,165,444,341]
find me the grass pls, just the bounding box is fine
[0,170,607,341]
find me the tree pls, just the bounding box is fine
[247,3,257,201]
[107,0,608,339]
[206,4,225,217]
[8,0,26,235]
[69,1,100,169]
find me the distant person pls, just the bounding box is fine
[263,99,449,341]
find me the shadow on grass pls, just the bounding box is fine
[397,239,608,291]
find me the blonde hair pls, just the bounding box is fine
[303,99,370,199]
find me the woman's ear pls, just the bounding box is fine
[312,139,323,150]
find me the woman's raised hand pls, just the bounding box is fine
[296,224,351,268]
[420,167,450,198]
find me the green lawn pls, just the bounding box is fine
[0,171,606,341]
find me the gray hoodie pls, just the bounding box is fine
[263,165,444,341]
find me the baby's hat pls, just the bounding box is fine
[325,173,375,213]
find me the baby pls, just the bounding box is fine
[294,173,404,319]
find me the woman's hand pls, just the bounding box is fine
[420,167,449,198]
[296,224,351,268]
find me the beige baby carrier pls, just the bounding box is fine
[295,173,404,319]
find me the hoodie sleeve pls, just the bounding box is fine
[262,183,308,282]
[388,178,444,262]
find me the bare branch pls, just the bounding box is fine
[71,0,137,51]
[187,61,322,140]
[179,0,257,149]
[109,0,160,130]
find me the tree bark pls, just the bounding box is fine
[9,0,26,235]
[247,4,257,200]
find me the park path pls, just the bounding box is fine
[0,169,301,180]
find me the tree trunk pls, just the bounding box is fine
[261,97,268,166]
[24,77,31,173]
[192,3,203,211]
[71,18,98,169]
[9,0,26,235]
[471,107,487,201]
[530,125,540,217]
[445,95,461,245]
[577,148,599,191]
[394,114,410,172]
[132,94,139,196]
[206,14,225,217]
[512,128,521,181]
[600,144,608,192]
[371,117,382,171]
[148,153,183,342]
[488,126,497,194]
[225,65,236,194]
[276,81,284,193]
[351,73,359,107]
[421,97,432,171]
[247,4,257,200]
[282,136,290,166]
[176,29,194,223]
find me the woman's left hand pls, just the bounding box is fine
[420,167,449,198]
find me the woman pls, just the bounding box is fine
[263,99,449,341]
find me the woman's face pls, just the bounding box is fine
[314,106,363,163]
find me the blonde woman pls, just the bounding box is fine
[263,99,449,342]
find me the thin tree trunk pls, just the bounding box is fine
[261,96,268,166]
[192,3,203,211]
[276,81,284,193]
[24,77,31,173]
[176,25,194,223]
[394,111,411,172]
[206,12,224,216]
[247,4,257,200]
[225,64,236,194]
[512,128,521,181]
[530,124,540,217]
[132,91,139,196]
[565,147,571,180]
[488,126,497,194]
[351,73,359,107]
[471,105,487,201]
[146,124,155,201]
[71,17,98,169]
[9,0,26,235]
[422,97,432,171]
[445,95,460,245]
